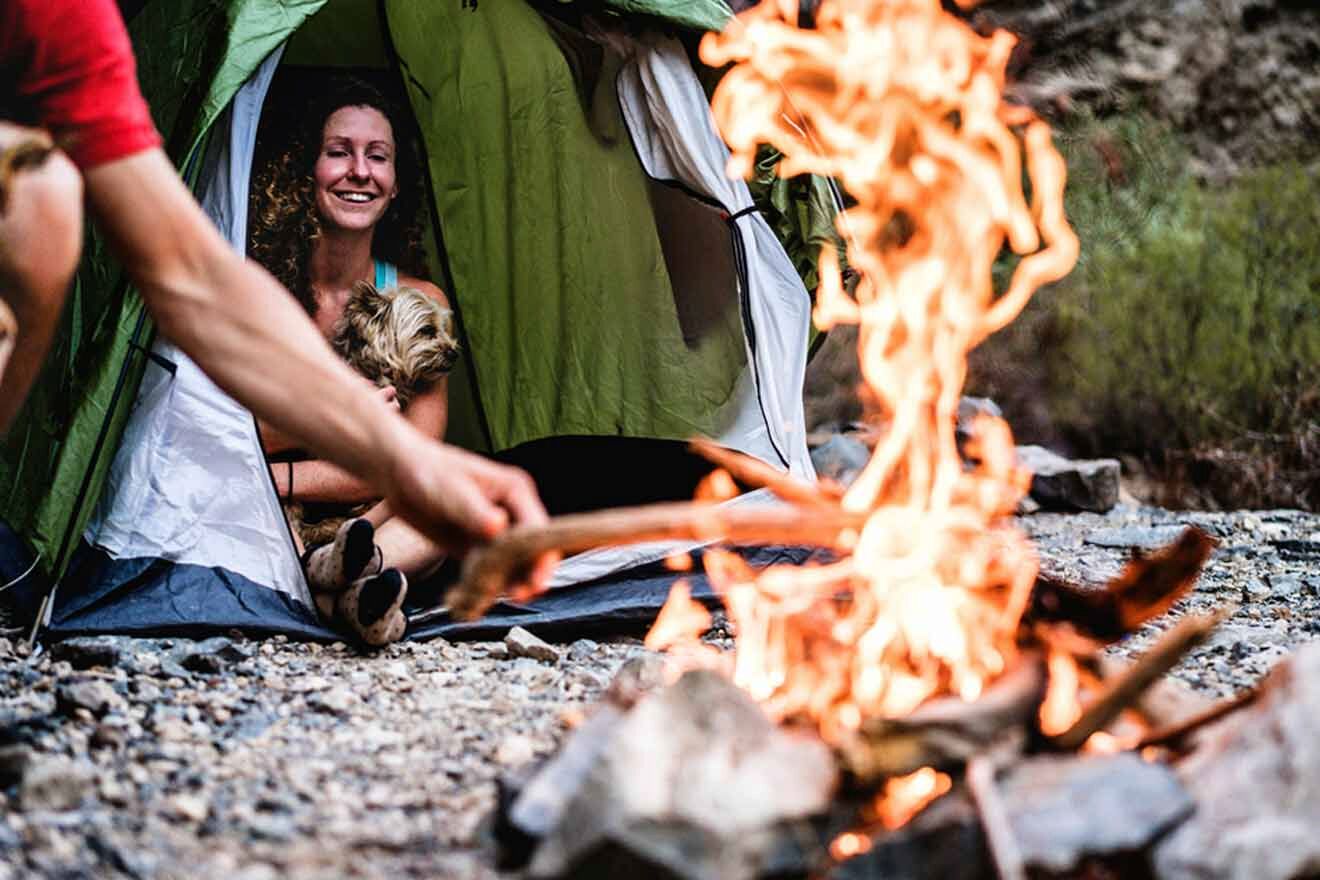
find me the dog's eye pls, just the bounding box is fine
[417,325,437,338]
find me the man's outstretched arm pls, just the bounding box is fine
[83,148,548,561]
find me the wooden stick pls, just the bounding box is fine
[966,756,1026,880]
[1051,609,1227,751]
[689,437,845,508]
[1135,686,1259,751]
[448,501,865,620]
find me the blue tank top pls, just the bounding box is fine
[373,259,398,290]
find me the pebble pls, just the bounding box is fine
[308,688,355,716]
[55,679,125,718]
[505,627,561,663]
[495,734,537,767]
[166,793,210,823]
[19,759,95,812]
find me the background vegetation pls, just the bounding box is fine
[968,114,1320,510]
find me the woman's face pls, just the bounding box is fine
[313,105,398,233]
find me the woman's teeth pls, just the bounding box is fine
[337,192,374,203]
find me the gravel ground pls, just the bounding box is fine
[1,504,1317,879]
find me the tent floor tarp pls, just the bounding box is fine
[0,521,821,643]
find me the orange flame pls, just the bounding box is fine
[647,0,1079,831]
[695,468,740,502]
[830,831,873,861]
[875,767,953,830]
[645,579,713,651]
[1039,649,1083,735]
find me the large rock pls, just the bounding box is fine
[514,670,837,880]
[810,434,871,488]
[1017,445,1121,513]
[1154,643,1320,880]
[1003,754,1193,873]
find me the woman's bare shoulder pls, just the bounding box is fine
[399,275,449,308]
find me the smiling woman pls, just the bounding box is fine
[249,74,429,317]
[248,74,459,646]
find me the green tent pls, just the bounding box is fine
[0,0,834,636]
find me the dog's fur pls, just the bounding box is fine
[284,281,459,549]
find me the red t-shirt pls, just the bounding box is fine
[1,0,162,169]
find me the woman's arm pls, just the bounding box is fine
[277,377,447,505]
[274,458,378,505]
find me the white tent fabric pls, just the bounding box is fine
[84,48,310,606]
[616,32,816,481]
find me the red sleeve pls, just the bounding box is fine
[2,0,162,169]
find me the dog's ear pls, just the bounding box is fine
[345,281,388,321]
[331,282,382,360]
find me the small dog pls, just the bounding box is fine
[284,281,459,549]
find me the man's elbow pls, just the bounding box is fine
[131,235,233,344]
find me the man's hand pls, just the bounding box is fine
[384,435,559,592]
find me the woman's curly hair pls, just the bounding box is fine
[248,75,429,315]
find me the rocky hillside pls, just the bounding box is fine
[975,0,1320,179]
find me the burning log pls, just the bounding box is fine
[1135,686,1259,752]
[838,653,1046,783]
[965,756,1026,880]
[1028,526,1217,642]
[448,502,863,620]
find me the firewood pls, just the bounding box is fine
[966,756,1026,880]
[1091,654,1213,730]
[688,437,846,508]
[1135,686,1260,751]
[839,653,1047,782]
[1050,609,1227,751]
[1028,527,1216,642]
[448,501,865,620]
[1106,529,1218,630]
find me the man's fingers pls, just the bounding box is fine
[445,471,510,541]
[482,462,548,529]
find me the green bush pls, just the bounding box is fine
[969,114,1320,509]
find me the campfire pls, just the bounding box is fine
[445,0,1256,876]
